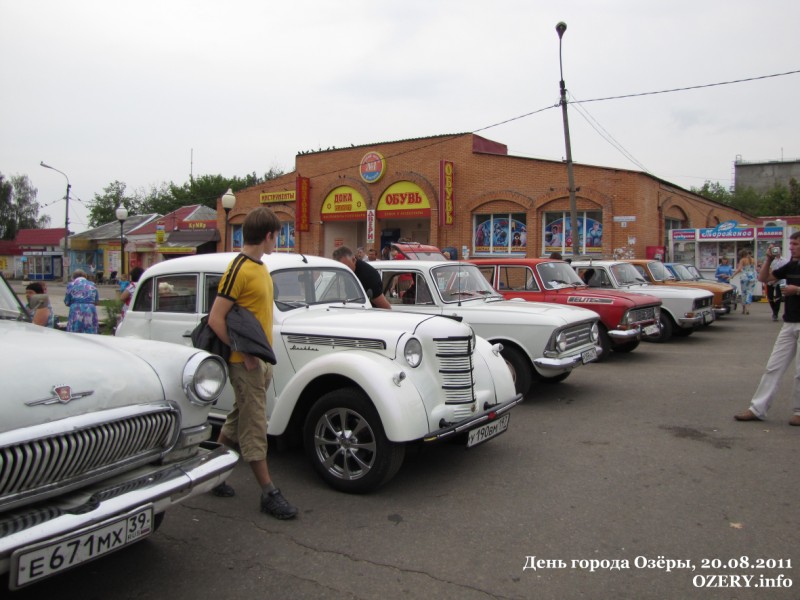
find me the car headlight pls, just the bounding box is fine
[183,354,228,406]
[555,331,567,353]
[591,322,599,343]
[404,337,423,368]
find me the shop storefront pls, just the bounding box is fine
[218,133,754,262]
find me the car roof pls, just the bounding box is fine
[469,257,557,265]
[139,252,345,276]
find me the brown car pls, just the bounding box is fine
[622,259,735,316]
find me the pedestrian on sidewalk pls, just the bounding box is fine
[25,282,55,328]
[64,269,99,334]
[735,232,800,426]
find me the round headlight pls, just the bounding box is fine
[555,331,567,353]
[591,322,599,343]
[404,337,423,368]
[183,354,227,406]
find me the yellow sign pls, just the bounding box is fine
[321,186,367,221]
[260,190,296,204]
[377,182,431,219]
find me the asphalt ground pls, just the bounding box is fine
[3,299,798,600]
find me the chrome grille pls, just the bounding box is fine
[627,306,658,324]
[693,296,713,310]
[434,336,475,404]
[562,322,595,350]
[723,290,734,303]
[285,334,385,350]
[0,410,177,511]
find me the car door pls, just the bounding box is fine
[125,272,202,347]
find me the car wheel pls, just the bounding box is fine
[153,512,166,532]
[672,326,693,337]
[594,324,612,362]
[500,346,532,395]
[303,388,405,494]
[650,313,674,343]
[612,339,640,353]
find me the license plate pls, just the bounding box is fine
[467,413,510,448]
[13,506,153,588]
[703,311,713,324]
[581,347,598,364]
[643,324,660,336]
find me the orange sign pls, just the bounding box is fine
[260,190,296,204]
[296,176,310,231]
[439,160,454,226]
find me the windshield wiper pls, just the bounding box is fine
[275,299,308,310]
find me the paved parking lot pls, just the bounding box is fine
[5,302,798,599]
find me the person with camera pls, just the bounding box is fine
[735,232,800,426]
[765,246,789,321]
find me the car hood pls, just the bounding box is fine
[2,321,166,431]
[448,297,598,326]
[654,280,730,293]
[278,305,466,344]
[547,287,661,307]
[616,284,712,300]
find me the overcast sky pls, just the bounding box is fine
[2,0,798,233]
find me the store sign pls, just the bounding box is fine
[376,182,431,219]
[612,215,636,222]
[670,229,696,241]
[260,190,296,204]
[156,224,165,244]
[360,151,386,184]
[296,176,310,232]
[321,186,367,221]
[757,226,783,239]
[439,160,454,226]
[698,227,754,240]
[366,209,376,244]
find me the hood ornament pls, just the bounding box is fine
[27,385,94,406]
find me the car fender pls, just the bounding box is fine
[268,351,429,442]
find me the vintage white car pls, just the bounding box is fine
[571,259,715,343]
[0,274,238,590]
[370,260,602,395]
[116,253,523,494]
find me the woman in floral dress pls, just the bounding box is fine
[64,269,100,333]
[732,250,757,315]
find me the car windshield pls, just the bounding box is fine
[536,261,586,290]
[610,263,649,286]
[648,261,675,281]
[431,264,503,302]
[671,264,694,280]
[685,265,702,280]
[0,274,29,321]
[272,267,366,310]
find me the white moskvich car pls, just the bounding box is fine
[370,260,603,396]
[570,260,715,343]
[0,274,237,590]
[116,253,523,494]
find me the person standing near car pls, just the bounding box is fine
[25,282,55,328]
[765,247,789,321]
[715,257,733,284]
[119,266,144,322]
[64,269,99,334]
[207,207,297,520]
[735,232,800,426]
[333,245,392,310]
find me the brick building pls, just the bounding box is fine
[217,133,754,261]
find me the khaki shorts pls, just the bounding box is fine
[221,360,272,462]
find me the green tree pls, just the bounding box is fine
[87,181,136,228]
[0,173,50,239]
[691,180,763,215]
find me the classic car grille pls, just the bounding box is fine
[627,306,658,324]
[0,410,177,511]
[285,334,386,350]
[693,297,713,310]
[562,322,595,350]
[434,336,475,405]
[722,290,734,303]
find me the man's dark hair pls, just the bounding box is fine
[790,231,800,241]
[242,207,281,245]
[130,266,145,282]
[332,246,354,261]
[25,282,45,294]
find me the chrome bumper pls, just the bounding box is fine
[0,442,239,574]
[421,393,524,443]
[534,344,602,372]
[608,328,641,340]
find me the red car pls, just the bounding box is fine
[471,257,662,358]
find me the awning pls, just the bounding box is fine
[158,229,219,254]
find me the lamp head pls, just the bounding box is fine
[116,206,128,222]
[221,188,236,210]
[556,21,567,39]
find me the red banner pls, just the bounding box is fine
[296,176,310,232]
[439,160,454,226]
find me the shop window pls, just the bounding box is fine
[473,213,527,255]
[543,211,602,255]
[276,222,295,252]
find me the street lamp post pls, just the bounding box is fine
[40,161,71,282]
[221,188,236,252]
[116,205,128,278]
[556,22,580,256]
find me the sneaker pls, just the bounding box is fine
[734,410,761,422]
[260,488,298,520]
[211,482,236,497]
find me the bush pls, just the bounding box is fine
[101,299,123,335]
